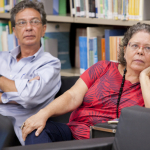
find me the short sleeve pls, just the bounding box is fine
[80,60,111,89]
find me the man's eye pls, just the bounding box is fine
[31,20,39,24]
[19,21,26,25]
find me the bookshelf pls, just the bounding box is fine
[1,13,150,26]
[1,0,150,76]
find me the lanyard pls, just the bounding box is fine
[116,68,127,118]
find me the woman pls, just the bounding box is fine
[22,23,150,145]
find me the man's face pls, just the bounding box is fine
[13,8,46,47]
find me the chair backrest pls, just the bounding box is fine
[50,76,79,123]
[112,105,150,150]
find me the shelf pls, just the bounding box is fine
[73,17,141,26]
[1,12,150,26]
[60,68,80,76]
[46,15,73,23]
[0,13,10,19]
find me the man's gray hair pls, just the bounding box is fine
[10,0,47,27]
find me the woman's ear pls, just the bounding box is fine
[124,46,126,60]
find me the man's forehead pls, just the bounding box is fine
[15,8,41,20]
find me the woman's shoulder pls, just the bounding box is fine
[96,60,118,69]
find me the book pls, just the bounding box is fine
[59,0,66,16]
[44,38,58,58]
[53,0,59,15]
[87,27,105,67]
[75,0,80,17]
[45,23,71,69]
[0,0,4,13]
[80,0,85,17]
[70,0,75,17]
[101,38,105,60]
[79,36,87,74]
[99,0,104,18]
[139,0,150,21]
[105,29,127,61]
[75,28,87,68]
[40,0,53,15]
[89,38,94,67]
[93,37,98,64]
[97,36,103,61]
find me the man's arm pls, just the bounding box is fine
[0,76,17,92]
[1,60,61,108]
[22,78,88,141]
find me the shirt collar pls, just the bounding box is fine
[9,45,44,61]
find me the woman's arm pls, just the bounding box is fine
[22,78,88,141]
[140,66,150,108]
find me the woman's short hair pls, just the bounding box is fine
[10,0,47,27]
[118,23,150,66]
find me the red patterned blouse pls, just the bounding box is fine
[67,60,144,140]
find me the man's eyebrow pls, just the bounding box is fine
[16,17,40,21]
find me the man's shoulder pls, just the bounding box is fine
[37,52,60,63]
[0,51,10,58]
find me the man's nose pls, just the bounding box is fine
[25,21,32,30]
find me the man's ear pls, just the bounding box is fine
[42,24,46,37]
[13,27,17,38]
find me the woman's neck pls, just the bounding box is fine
[118,64,140,84]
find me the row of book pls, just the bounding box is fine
[77,27,126,74]
[0,0,22,13]
[70,0,150,21]
[0,21,71,69]
[0,0,67,16]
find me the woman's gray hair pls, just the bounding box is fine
[118,22,150,66]
[10,0,47,27]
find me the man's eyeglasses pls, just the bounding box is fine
[128,42,150,53]
[15,19,42,27]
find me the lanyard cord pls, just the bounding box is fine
[116,68,127,118]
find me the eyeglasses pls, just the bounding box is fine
[128,42,150,53]
[15,19,42,27]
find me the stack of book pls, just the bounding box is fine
[78,27,127,74]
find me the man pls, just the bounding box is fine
[0,0,61,146]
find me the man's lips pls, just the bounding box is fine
[24,35,35,38]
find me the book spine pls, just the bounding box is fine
[59,0,66,16]
[80,0,85,17]
[93,37,98,64]
[0,0,4,13]
[108,0,112,19]
[95,0,98,18]
[99,0,104,18]
[89,38,94,67]
[75,0,80,17]
[101,38,105,60]
[104,0,108,19]
[53,0,59,15]
[139,0,143,21]
[79,36,87,74]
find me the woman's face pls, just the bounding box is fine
[124,31,150,73]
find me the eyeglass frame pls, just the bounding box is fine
[128,42,150,53]
[15,18,42,27]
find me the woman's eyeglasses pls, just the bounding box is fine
[128,42,150,53]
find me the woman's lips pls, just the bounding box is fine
[134,59,144,63]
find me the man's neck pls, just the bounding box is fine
[17,44,40,62]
